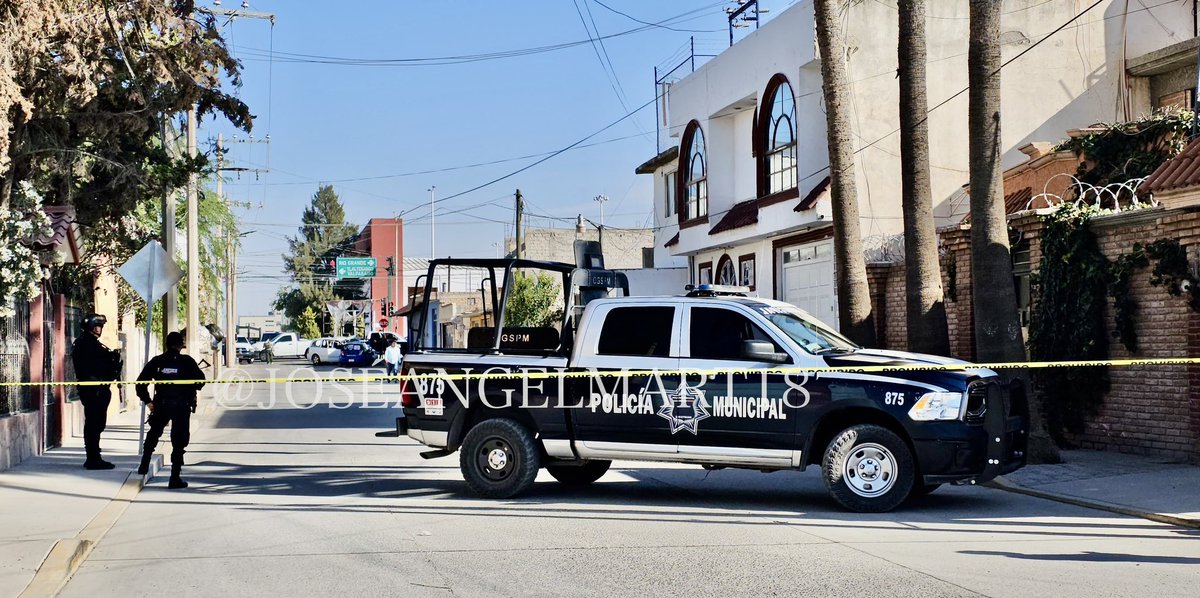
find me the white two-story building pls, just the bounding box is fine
[637,0,1196,330]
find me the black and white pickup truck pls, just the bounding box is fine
[395,255,1027,512]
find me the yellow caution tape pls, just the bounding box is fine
[3,357,1198,387]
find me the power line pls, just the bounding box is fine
[232,2,729,67]
[398,92,661,217]
[592,0,725,32]
[795,0,1112,187]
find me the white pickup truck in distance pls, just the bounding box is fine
[394,256,1026,513]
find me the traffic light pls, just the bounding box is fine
[387,301,395,316]
[386,256,395,276]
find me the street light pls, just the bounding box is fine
[594,194,609,227]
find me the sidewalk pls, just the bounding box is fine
[996,449,1200,528]
[0,402,154,596]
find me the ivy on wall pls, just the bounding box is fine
[1110,239,1199,352]
[1055,111,1193,198]
[1027,204,1111,441]
[1028,200,1199,440]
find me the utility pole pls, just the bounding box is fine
[185,107,200,357]
[429,186,436,259]
[161,118,178,348]
[218,134,236,368]
[594,194,609,227]
[514,189,525,259]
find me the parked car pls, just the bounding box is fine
[338,340,376,367]
[305,337,344,365]
[368,331,401,355]
[261,332,311,360]
[251,332,281,355]
[236,336,254,364]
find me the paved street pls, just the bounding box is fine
[57,363,1200,597]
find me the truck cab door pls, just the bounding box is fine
[569,304,683,458]
[676,305,804,468]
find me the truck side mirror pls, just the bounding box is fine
[742,340,789,364]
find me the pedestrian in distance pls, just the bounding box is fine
[136,331,206,489]
[71,313,123,470]
[263,340,274,364]
[383,337,403,383]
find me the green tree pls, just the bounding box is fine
[294,306,320,339]
[814,0,876,346]
[1,0,251,219]
[276,185,363,331]
[898,0,950,355]
[968,0,1058,462]
[505,273,562,328]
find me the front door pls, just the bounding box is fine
[779,240,838,330]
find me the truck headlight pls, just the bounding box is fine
[908,391,965,421]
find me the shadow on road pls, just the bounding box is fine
[959,550,1200,564]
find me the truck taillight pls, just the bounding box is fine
[399,373,417,408]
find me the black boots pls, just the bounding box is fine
[84,451,115,470]
[137,451,153,475]
[168,464,188,489]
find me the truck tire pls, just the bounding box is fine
[459,418,540,499]
[546,460,611,486]
[822,424,915,513]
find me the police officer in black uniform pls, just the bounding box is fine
[71,313,122,470]
[136,331,205,489]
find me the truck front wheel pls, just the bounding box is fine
[546,460,611,486]
[822,424,915,513]
[459,418,541,498]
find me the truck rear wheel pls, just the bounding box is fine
[546,460,611,486]
[822,424,915,513]
[459,418,540,499]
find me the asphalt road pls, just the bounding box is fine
[60,363,1200,597]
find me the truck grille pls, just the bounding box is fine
[965,382,988,424]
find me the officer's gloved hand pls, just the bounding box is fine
[190,399,197,414]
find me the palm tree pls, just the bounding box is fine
[814,0,876,347]
[898,0,950,356]
[968,0,1059,462]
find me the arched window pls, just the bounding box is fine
[757,75,797,197]
[678,120,708,221]
[715,254,737,286]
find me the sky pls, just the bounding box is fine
[195,0,793,315]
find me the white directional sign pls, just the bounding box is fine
[118,240,184,304]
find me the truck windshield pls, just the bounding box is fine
[760,307,858,354]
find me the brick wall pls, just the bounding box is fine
[867,207,1200,461]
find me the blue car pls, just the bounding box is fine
[338,340,377,367]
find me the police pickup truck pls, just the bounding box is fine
[395,253,1026,512]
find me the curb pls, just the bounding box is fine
[988,477,1200,530]
[19,455,163,598]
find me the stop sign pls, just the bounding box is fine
[378,318,389,329]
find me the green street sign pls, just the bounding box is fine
[336,256,377,279]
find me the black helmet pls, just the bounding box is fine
[80,313,107,331]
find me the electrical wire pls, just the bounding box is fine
[592,0,726,33]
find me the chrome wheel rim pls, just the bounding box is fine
[843,442,896,498]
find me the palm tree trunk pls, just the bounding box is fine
[814,0,876,347]
[898,0,950,356]
[968,0,1059,463]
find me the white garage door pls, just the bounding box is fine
[779,240,839,330]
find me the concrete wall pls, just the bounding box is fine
[507,226,654,270]
[0,412,39,471]
[619,268,688,297]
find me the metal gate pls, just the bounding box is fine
[0,303,34,419]
[42,292,60,448]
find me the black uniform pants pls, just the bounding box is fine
[143,399,192,466]
[79,387,112,460]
